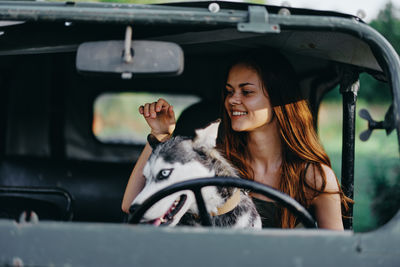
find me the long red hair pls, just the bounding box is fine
[220,51,350,228]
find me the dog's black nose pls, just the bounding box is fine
[129,204,141,214]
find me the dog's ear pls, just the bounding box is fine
[147,134,161,150]
[193,119,221,148]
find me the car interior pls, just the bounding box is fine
[0,2,394,228]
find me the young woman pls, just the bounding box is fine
[122,51,351,230]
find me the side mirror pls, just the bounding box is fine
[76,40,184,77]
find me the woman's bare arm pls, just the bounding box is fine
[121,99,175,213]
[308,164,344,230]
[121,142,152,213]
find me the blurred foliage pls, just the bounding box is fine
[361,1,400,103]
[318,94,398,232]
[357,2,400,230]
[371,1,400,53]
[370,160,400,227]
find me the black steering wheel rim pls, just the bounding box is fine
[128,177,317,228]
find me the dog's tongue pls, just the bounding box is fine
[153,218,162,226]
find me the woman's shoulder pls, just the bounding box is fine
[305,163,340,193]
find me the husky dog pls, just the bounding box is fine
[130,120,261,229]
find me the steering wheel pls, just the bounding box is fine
[128,177,317,228]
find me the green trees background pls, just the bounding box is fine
[359,2,399,103]
[367,2,400,229]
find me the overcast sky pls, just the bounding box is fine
[265,0,398,22]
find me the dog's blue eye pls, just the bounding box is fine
[156,168,173,180]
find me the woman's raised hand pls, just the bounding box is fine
[139,98,176,140]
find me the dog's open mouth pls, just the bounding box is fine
[147,194,187,226]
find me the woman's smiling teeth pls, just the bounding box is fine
[232,111,247,116]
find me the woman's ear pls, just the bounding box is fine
[147,134,161,150]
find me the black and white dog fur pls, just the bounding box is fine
[130,120,261,229]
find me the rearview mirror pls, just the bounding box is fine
[76,40,184,77]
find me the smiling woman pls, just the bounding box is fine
[219,51,352,229]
